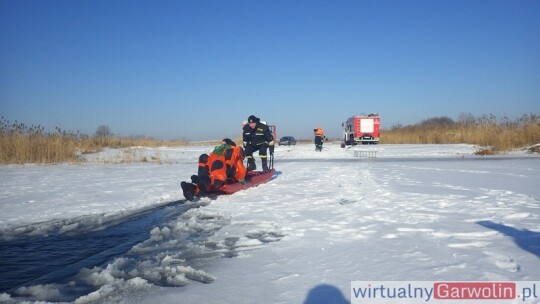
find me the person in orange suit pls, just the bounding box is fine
[221,138,247,185]
[181,138,246,201]
[314,127,325,152]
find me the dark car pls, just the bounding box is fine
[278,136,297,146]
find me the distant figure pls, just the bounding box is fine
[242,115,274,172]
[314,127,325,152]
[181,138,246,201]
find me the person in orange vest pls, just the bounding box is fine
[181,138,247,201]
[221,138,247,184]
[314,127,325,152]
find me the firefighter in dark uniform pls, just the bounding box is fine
[242,115,274,172]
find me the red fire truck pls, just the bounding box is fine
[342,114,380,146]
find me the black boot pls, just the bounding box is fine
[181,181,195,201]
[196,180,207,196]
[247,158,256,171]
[262,158,269,172]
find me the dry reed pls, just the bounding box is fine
[0,117,187,164]
[381,113,540,152]
[2,114,538,164]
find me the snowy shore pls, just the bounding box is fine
[1,143,539,303]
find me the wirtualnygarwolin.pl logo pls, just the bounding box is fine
[351,281,539,303]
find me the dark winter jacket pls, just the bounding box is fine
[242,122,274,147]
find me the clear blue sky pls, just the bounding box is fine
[1,0,539,140]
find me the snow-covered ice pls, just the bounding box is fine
[1,143,539,303]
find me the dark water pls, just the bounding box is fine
[0,200,190,294]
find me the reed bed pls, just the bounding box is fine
[1,114,538,164]
[381,113,540,152]
[0,117,187,164]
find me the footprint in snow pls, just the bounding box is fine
[503,212,531,220]
[483,250,520,273]
[245,230,286,243]
[339,199,357,205]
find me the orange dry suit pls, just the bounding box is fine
[223,145,247,183]
[194,148,227,195]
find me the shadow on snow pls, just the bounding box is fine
[476,220,540,258]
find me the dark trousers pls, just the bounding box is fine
[315,136,323,151]
[245,144,268,158]
[245,144,269,170]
